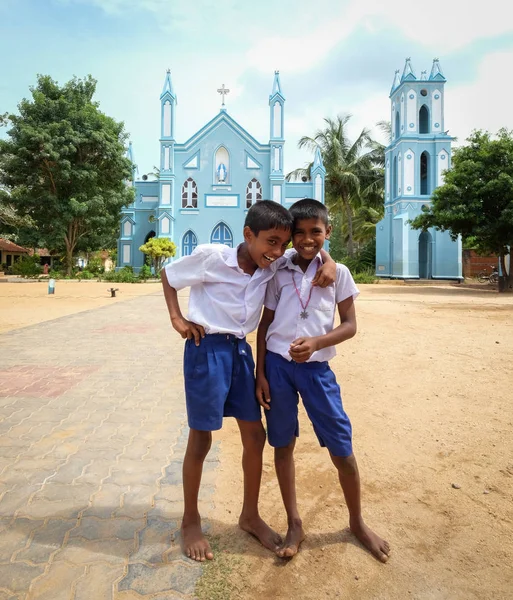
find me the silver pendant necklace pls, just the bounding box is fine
[291,272,313,319]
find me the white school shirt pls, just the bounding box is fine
[164,244,284,338]
[264,253,359,362]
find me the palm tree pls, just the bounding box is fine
[287,115,384,257]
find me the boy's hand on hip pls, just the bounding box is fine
[289,337,319,363]
[256,374,271,410]
[171,316,205,346]
[312,260,336,287]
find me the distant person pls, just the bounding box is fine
[256,199,390,562]
[161,200,336,562]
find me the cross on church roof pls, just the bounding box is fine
[217,83,230,107]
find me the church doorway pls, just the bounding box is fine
[418,231,433,278]
[143,231,156,265]
[210,222,233,247]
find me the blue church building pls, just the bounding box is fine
[118,71,325,270]
[375,59,462,280]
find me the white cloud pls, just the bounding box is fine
[445,50,513,145]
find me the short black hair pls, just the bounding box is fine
[289,198,329,227]
[244,200,293,234]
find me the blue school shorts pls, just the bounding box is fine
[264,351,353,457]
[183,334,261,431]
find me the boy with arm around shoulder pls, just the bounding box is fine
[161,200,336,562]
[256,198,390,562]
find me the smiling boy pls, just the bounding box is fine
[256,199,390,562]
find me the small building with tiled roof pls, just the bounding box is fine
[0,239,29,269]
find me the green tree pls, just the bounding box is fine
[0,75,134,275]
[410,129,513,293]
[287,115,384,257]
[139,237,176,275]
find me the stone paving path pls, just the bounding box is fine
[0,292,216,599]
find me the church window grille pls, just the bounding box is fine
[210,222,233,247]
[182,178,198,208]
[182,230,198,256]
[419,105,430,134]
[420,152,430,195]
[246,179,262,208]
[395,112,400,140]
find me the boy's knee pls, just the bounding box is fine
[241,422,266,451]
[274,440,295,463]
[187,430,212,460]
[332,453,358,475]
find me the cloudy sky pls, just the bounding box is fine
[1,0,512,176]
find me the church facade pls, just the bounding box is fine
[375,59,462,280]
[118,71,325,270]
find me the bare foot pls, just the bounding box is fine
[239,514,282,553]
[181,518,214,562]
[277,519,305,558]
[350,518,390,563]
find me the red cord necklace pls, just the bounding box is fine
[291,271,313,319]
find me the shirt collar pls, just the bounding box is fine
[225,244,240,268]
[286,251,322,273]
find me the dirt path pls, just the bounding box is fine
[206,283,513,600]
[0,280,161,333]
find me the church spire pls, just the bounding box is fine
[160,68,176,99]
[271,70,283,97]
[390,69,401,95]
[401,57,417,82]
[429,58,446,81]
[313,147,324,170]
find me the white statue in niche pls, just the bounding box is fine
[217,163,227,183]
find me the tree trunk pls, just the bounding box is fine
[343,197,354,257]
[498,251,513,293]
[64,222,77,277]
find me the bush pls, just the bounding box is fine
[103,266,139,283]
[85,256,104,275]
[353,268,379,284]
[139,264,152,281]
[78,270,94,280]
[10,255,41,277]
[48,269,63,279]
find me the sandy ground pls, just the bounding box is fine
[1,279,512,599]
[207,283,513,600]
[0,279,161,333]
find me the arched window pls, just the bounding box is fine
[210,222,233,247]
[419,105,429,134]
[420,151,429,195]
[181,178,198,208]
[393,156,398,198]
[395,112,400,140]
[182,230,198,256]
[246,179,262,208]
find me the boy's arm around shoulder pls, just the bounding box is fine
[312,248,336,287]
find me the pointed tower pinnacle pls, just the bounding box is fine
[390,69,401,95]
[313,147,324,170]
[160,68,176,99]
[401,57,417,82]
[429,58,446,81]
[270,70,284,100]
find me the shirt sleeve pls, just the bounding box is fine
[335,264,360,303]
[264,273,280,311]
[163,246,211,290]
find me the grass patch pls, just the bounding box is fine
[353,268,380,284]
[195,535,243,600]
